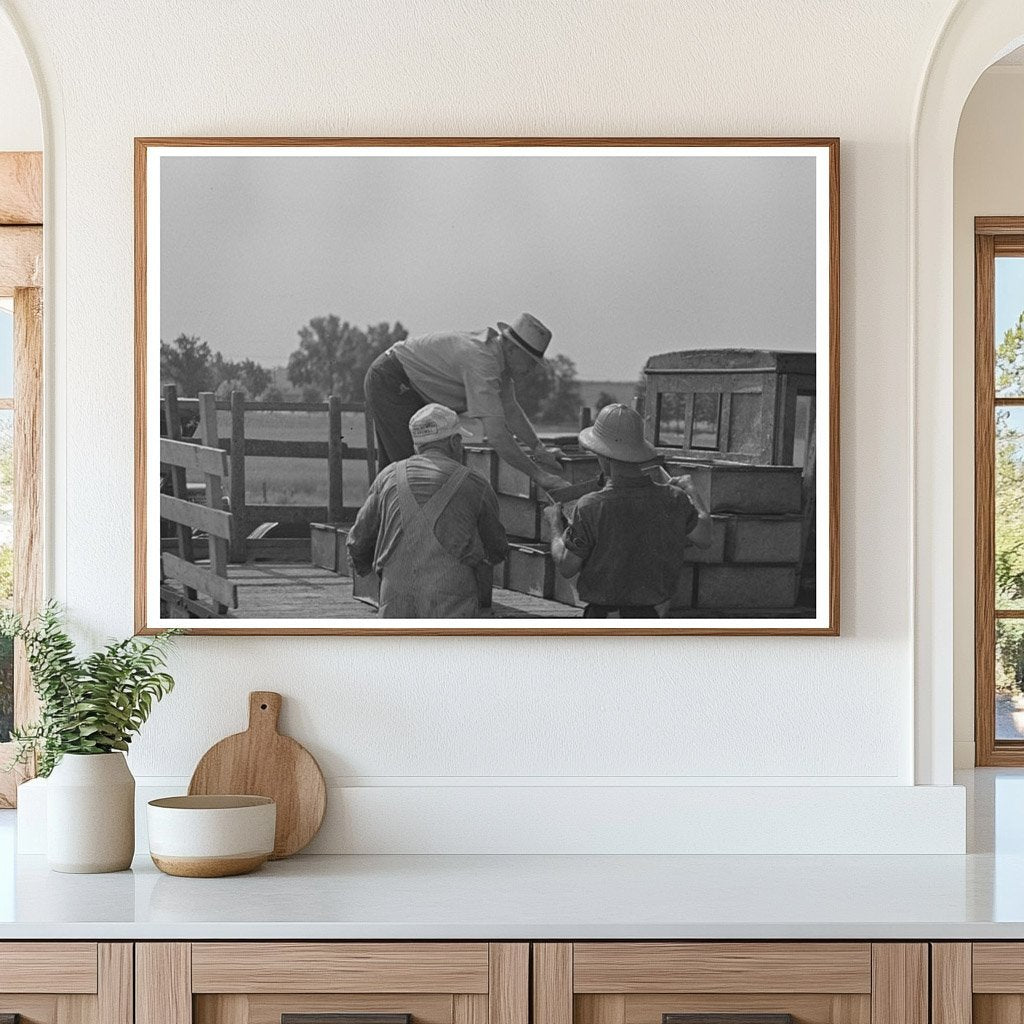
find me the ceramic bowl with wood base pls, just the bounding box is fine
[147,795,276,877]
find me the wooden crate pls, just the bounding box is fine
[481,446,601,498]
[497,459,533,498]
[559,452,601,484]
[726,514,804,563]
[664,459,803,514]
[505,543,555,599]
[696,564,799,609]
[463,446,499,489]
[310,522,344,572]
[497,494,544,541]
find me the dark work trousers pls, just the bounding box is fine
[583,604,660,618]
[364,350,428,468]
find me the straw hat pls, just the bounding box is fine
[497,313,552,362]
[579,404,657,463]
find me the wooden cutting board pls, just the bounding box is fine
[188,691,327,859]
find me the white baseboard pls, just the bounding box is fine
[17,777,967,856]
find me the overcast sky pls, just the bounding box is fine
[160,151,818,381]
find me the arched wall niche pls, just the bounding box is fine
[914,0,1024,784]
[0,6,42,151]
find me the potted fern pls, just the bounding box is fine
[2,604,178,873]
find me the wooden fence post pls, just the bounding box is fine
[198,392,229,614]
[229,390,247,562]
[162,385,196,602]
[364,405,378,484]
[328,395,344,522]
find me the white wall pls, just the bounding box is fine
[952,66,1024,767]
[0,11,39,151]
[1,0,972,852]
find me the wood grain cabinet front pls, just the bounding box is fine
[533,944,929,1024]
[0,943,132,1024]
[136,944,528,1024]
[932,943,1024,1024]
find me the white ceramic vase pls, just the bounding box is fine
[46,752,135,873]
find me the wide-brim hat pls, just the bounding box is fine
[497,312,552,362]
[579,403,657,463]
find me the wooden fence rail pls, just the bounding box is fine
[160,389,378,563]
[159,387,238,617]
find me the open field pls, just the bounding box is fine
[215,408,372,508]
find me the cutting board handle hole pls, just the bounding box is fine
[260,703,268,710]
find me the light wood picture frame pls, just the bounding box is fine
[135,137,840,636]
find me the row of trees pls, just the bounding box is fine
[161,317,591,424]
[160,335,276,401]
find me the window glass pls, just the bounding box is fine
[997,621,1024,740]
[690,393,721,450]
[727,391,762,455]
[992,253,1024,746]
[656,392,686,447]
[0,308,12,399]
[997,257,1024,397]
[996,406,1024,611]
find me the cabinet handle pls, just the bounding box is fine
[664,1016,794,1024]
[283,1015,411,1024]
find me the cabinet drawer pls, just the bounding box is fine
[0,942,98,994]
[0,943,130,1024]
[191,943,490,993]
[534,944,925,1024]
[140,943,528,1024]
[572,943,871,994]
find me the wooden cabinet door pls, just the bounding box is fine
[0,943,131,1024]
[935,943,1024,1024]
[534,944,928,1024]
[137,943,528,1024]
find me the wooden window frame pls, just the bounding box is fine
[975,217,1024,764]
[688,391,723,451]
[0,151,43,806]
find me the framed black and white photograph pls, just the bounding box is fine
[135,137,839,635]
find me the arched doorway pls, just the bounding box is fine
[913,1,1024,784]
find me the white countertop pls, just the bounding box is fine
[0,849,1022,940]
[1,769,1022,941]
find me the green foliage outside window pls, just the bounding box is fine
[995,311,1024,693]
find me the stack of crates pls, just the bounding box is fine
[662,459,806,612]
[465,447,808,614]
